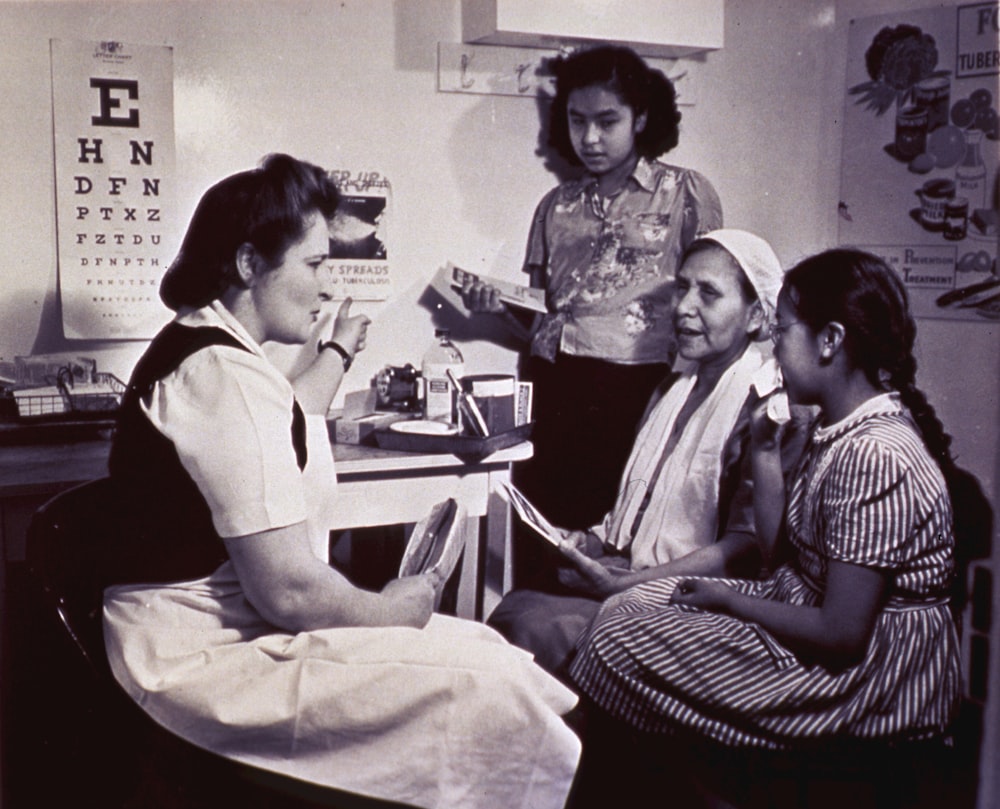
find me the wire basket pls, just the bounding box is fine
[11,369,126,420]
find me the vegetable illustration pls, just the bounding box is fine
[849,24,946,115]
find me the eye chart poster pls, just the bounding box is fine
[51,39,176,339]
[327,170,392,301]
[839,3,999,321]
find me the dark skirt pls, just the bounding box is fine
[513,353,671,587]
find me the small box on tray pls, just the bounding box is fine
[330,387,411,444]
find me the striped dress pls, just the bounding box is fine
[568,393,961,748]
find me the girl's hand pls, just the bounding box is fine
[330,297,372,357]
[460,278,507,314]
[749,396,785,452]
[381,575,434,628]
[669,578,734,613]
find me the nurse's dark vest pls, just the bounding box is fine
[106,322,307,587]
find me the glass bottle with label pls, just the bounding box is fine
[956,128,987,210]
[421,329,464,423]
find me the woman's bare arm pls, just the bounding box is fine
[672,560,888,671]
[224,523,433,632]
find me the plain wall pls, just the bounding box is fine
[1,0,997,805]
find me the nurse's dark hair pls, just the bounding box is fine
[546,45,681,165]
[160,153,340,311]
[781,249,955,480]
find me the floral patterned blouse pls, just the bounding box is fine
[525,158,722,364]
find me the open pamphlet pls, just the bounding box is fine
[495,481,563,547]
[448,262,549,314]
[398,498,468,606]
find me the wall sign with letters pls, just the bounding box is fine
[839,4,999,322]
[51,39,176,339]
[326,170,393,302]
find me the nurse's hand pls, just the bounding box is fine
[459,278,507,314]
[331,297,372,357]
[381,575,434,628]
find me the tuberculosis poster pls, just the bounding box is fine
[840,3,999,321]
[327,169,393,301]
[51,39,176,339]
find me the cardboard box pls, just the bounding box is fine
[329,411,411,445]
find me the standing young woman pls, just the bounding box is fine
[461,45,723,537]
[103,154,581,809]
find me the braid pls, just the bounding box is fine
[785,248,992,623]
[879,278,959,485]
[890,362,957,482]
[785,249,959,484]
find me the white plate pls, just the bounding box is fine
[388,419,459,436]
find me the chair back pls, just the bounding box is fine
[26,477,121,679]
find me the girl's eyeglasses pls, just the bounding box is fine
[768,321,802,343]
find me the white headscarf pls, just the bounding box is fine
[689,228,784,327]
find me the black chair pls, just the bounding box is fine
[23,477,417,809]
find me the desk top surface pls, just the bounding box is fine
[0,438,532,497]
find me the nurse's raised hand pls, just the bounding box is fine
[331,297,372,356]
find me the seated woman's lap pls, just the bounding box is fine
[488,589,601,676]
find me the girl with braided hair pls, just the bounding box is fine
[567,248,964,805]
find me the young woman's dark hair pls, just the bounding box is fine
[781,249,954,475]
[546,45,681,165]
[161,153,340,311]
[780,248,993,617]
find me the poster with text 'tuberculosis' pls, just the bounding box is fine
[839,4,999,322]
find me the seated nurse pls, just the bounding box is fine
[489,229,797,675]
[103,154,580,809]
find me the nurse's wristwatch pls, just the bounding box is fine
[318,339,353,371]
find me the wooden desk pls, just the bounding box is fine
[0,438,529,620]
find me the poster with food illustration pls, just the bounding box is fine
[326,169,392,301]
[840,3,999,321]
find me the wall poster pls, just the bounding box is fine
[51,39,176,340]
[840,3,999,321]
[327,170,392,301]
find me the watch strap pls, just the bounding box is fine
[318,339,353,371]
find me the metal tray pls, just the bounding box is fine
[373,422,533,462]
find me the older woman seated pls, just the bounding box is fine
[489,229,802,674]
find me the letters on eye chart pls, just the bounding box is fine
[51,39,176,339]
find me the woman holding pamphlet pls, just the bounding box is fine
[459,45,722,538]
[489,229,804,678]
[568,249,964,807]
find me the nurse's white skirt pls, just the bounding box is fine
[104,564,581,809]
